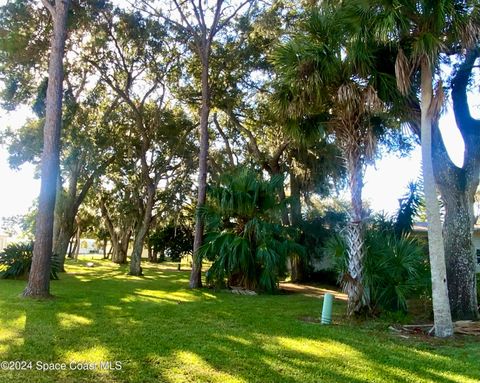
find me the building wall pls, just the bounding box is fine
[413,229,480,273]
[78,239,100,255]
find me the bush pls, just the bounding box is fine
[294,211,347,282]
[325,231,429,313]
[148,225,193,262]
[0,242,59,280]
[199,169,304,292]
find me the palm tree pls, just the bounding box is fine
[199,168,304,292]
[272,8,392,315]
[344,0,479,336]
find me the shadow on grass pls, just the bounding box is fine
[0,260,478,383]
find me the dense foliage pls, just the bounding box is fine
[325,217,429,313]
[0,242,59,280]
[199,169,304,292]
[148,225,193,262]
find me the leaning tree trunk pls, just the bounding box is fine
[73,224,80,261]
[344,148,368,316]
[420,61,453,338]
[23,0,70,298]
[52,175,63,249]
[53,193,76,269]
[69,233,78,259]
[190,50,211,289]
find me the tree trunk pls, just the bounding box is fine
[433,128,479,320]
[191,50,211,289]
[278,181,290,226]
[442,188,479,320]
[23,0,70,298]
[74,224,80,261]
[103,239,108,259]
[52,175,63,250]
[53,185,77,269]
[111,229,130,264]
[54,226,73,268]
[420,61,453,338]
[67,237,74,259]
[148,246,158,263]
[70,232,78,259]
[432,48,480,320]
[129,184,155,276]
[343,149,368,315]
[266,159,289,226]
[290,170,303,282]
[100,197,128,264]
[53,164,80,270]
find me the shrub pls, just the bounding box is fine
[325,231,429,313]
[148,225,193,262]
[199,169,304,292]
[293,211,347,281]
[0,242,59,280]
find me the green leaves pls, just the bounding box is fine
[0,242,59,280]
[325,220,429,314]
[201,168,303,292]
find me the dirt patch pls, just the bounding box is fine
[389,321,480,338]
[279,282,347,301]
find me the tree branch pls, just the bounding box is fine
[74,156,116,212]
[229,112,262,160]
[41,0,55,17]
[215,0,251,37]
[172,0,201,41]
[213,112,235,166]
[271,140,290,167]
[451,48,480,135]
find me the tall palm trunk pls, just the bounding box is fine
[191,52,210,288]
[344,149,368,315]
[420,61,453,338]
[23,0,70,298]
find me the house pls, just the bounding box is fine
[412,222,480,273]
[78,238,100,255]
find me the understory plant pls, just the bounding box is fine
[148,224,193,262]
[0,242,59,280]
[325,183,429,313]
[199,169,304,292]
[326,229,429,313]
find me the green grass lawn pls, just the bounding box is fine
[0,259,479,383]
